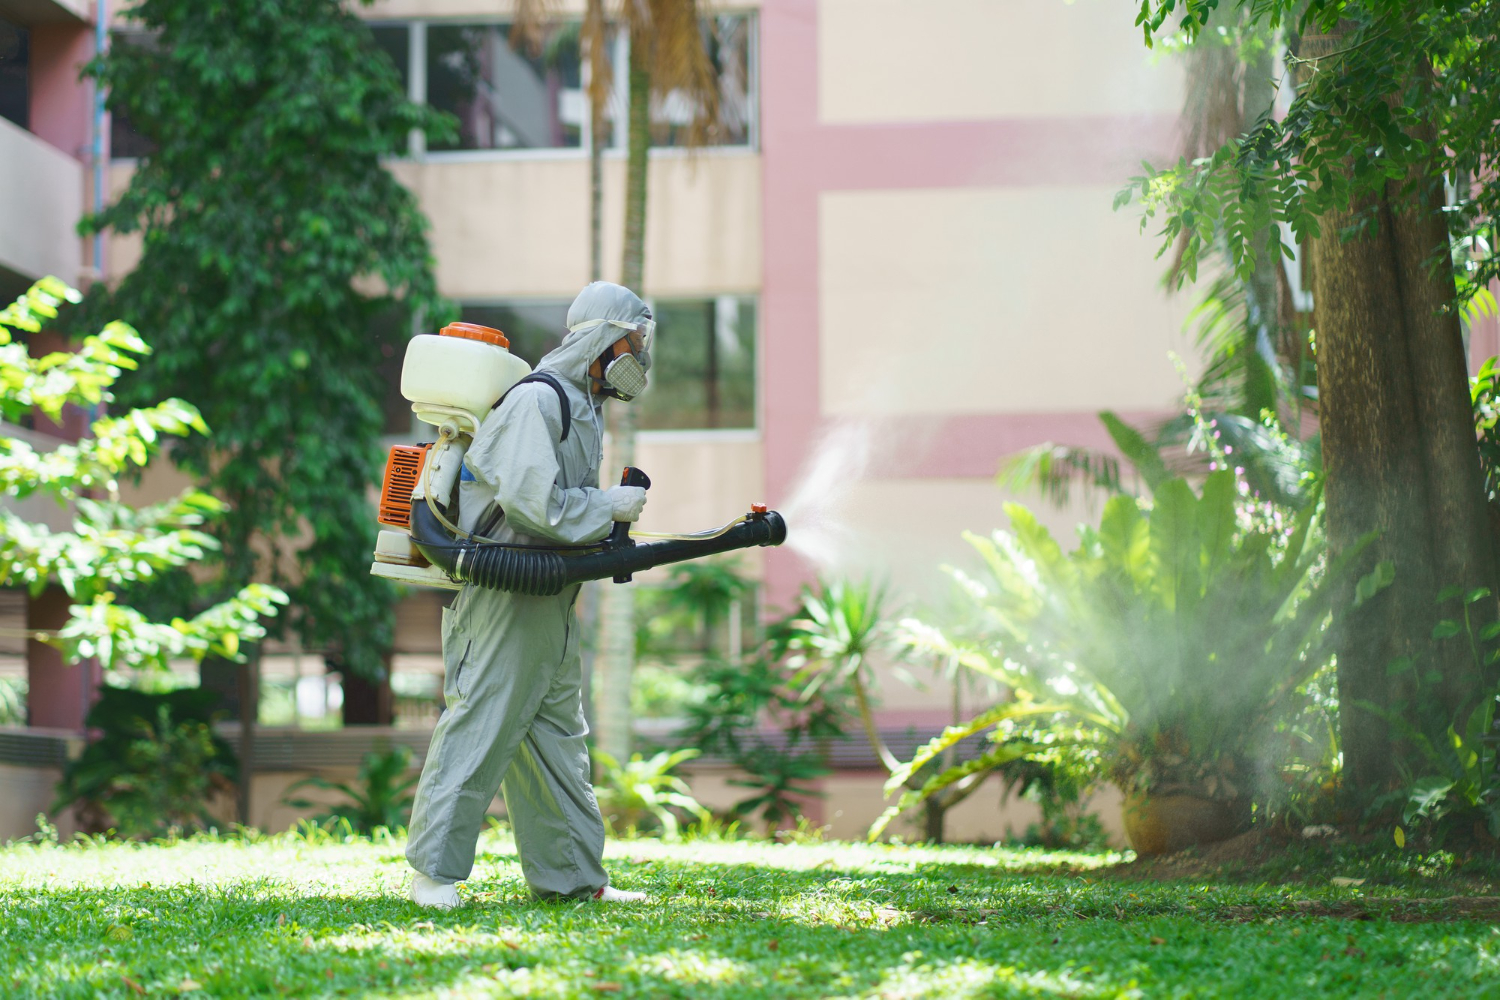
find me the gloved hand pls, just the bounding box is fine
[605,485,647,522]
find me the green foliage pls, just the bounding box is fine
[636,558,753,659]
[889,473,1377,838]
[1126,1,1500,305]
[282,745,419,835]
[1370,587,1500,842]
[674,623,851,832]
[80,0,452,676]
[1470,356,1500,511]
[592,747,710,838]
[0,278,287,676]
[723,746,830,834]
[783,579,898,709]
[0,677,24,726]
[52,687,237,838]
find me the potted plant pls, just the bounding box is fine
[891,472,1375,854]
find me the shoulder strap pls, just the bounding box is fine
[493,372,571,442]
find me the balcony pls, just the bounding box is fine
[0,113,81,285]
[0,0,89,24]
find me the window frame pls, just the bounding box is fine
[441,293,763,438]
[367,9,760,164]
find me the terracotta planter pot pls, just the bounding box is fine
[1122,791,1247,856]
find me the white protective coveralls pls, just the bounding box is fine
[405,281,651,899]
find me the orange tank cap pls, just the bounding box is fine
[751,503,768,515]
[440,322,510,349]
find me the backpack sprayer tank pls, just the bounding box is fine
[371,323,787,594]
[371,322,531,590]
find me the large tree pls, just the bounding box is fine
[1128,1,1500,803]
[80,1,448,690]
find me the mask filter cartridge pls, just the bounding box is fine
[604,353,648,401]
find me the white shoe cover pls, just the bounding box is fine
[593,885,648,903]
[409,873,461,910]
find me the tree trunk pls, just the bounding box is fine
[586,0,606,284]
[235,648,260,826]
[621,50,650,293]
[850,669,900,774]
[1301,24,1496,805]
[1314,185,1436,800]
[923,797,947,844]
[1387,165,1500,712]
[593,40,653,764]
[339,654,394,726]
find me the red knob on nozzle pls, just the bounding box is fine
[751,503,768,515]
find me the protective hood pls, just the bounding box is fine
[536,282,652,392]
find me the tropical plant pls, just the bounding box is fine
[638,558,753,659]
[1364,587,1500,844]
[674,635,848,834]
[781,579,995,843]
[592,747,710,838]
[724,746,828,836]
[877,472,1381,840]
[282,745,420,834]
[53,687,237,838]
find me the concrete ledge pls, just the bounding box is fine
[0,0,90,26]
[0,116,83,284]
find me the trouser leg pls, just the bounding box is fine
[501,619,608,899]
[405,589,566,884]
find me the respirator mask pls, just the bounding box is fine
[582,319,655,401]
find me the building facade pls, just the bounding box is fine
[4,0,1207,843]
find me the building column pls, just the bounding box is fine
[26,585,98,730]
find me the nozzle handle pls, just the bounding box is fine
[609,467,651,582]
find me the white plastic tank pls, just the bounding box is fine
[401,322,532,424]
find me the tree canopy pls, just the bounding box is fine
[1130,0,1500,311]
[80,0,451,673]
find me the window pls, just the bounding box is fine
[427,23,584,152]
[0,19,28,132]
[654,14,755,148]
[638,296,756,430]
[459,301,571,368]
[369,24,410,96]
[445,296,757,432]
[365,13,755,157]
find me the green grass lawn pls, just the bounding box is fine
[2,828,1498,999]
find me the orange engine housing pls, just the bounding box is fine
[378,444,431,529]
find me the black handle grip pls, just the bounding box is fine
[609,467,651,581]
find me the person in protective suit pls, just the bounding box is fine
[406,281,655,909]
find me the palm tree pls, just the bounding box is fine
[594,1,719,763]
[516,1,721,762]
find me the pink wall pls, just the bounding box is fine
[29,23,93,161]
[758,0,1177,608]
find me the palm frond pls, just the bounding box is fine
[999,443,1127,508]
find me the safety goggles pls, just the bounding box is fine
[602,318,655,354]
